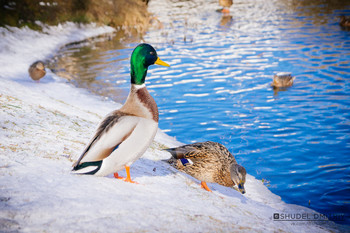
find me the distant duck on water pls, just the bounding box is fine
[28,61,46,82]
[271,72,295,88]
[165,141,246,194]
[72,44,170,183]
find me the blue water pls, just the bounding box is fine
[52,0,350,225]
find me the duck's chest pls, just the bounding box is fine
[121,85,159,122]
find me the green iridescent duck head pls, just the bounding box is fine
[130,43,170,85]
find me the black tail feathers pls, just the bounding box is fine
[72,160,103,175]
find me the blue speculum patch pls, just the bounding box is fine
[180,158,191,166]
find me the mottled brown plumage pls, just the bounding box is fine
[28,61,46,81]
[165,141,246,194]
[271,72,295,88]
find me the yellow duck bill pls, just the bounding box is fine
[155,57,170,67]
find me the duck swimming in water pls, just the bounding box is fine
[271,72,295,88]
[72,43,170,183]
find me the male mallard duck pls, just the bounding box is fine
[28,61,46,82]
[340,15,350,28]
[165,141,246,194]
[271,72,295,88]
[72,43,170,183]
[219,0,233,13]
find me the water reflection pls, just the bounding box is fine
[146,0,350,225]
[49,31,139,103]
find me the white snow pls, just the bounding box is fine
[0,23,344,232]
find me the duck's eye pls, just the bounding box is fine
[150,51,154,55]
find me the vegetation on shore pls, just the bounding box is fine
[0,0,150,32]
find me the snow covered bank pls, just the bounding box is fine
[0,23,115,81]
[0,24,343,232]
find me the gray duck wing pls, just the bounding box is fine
[165,141,215,160]
[72,110,132,169]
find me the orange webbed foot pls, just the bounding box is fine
[123,176,139,184]
[114,166,139,184]
[113,172,124,179]
[200,181,212,192]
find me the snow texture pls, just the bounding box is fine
[0,23,344,232]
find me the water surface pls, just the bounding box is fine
[51,0,350,225]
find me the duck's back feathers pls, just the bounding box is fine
[166,141,236,162]
[165,146,196,159]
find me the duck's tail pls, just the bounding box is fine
[164,148,176,156]
[163,148,193,167]
[164,147,189,159]
[72,160,103,175]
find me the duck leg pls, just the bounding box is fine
[124,165,134,183]
[113,166,138,183]
[113,172,124,179]
[200,181,212,192]
[124,166,138,184]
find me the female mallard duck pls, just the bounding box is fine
[72,43,170,183]
[165,141,246,194]
[29,61,46,82]
[271,72,295,88]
